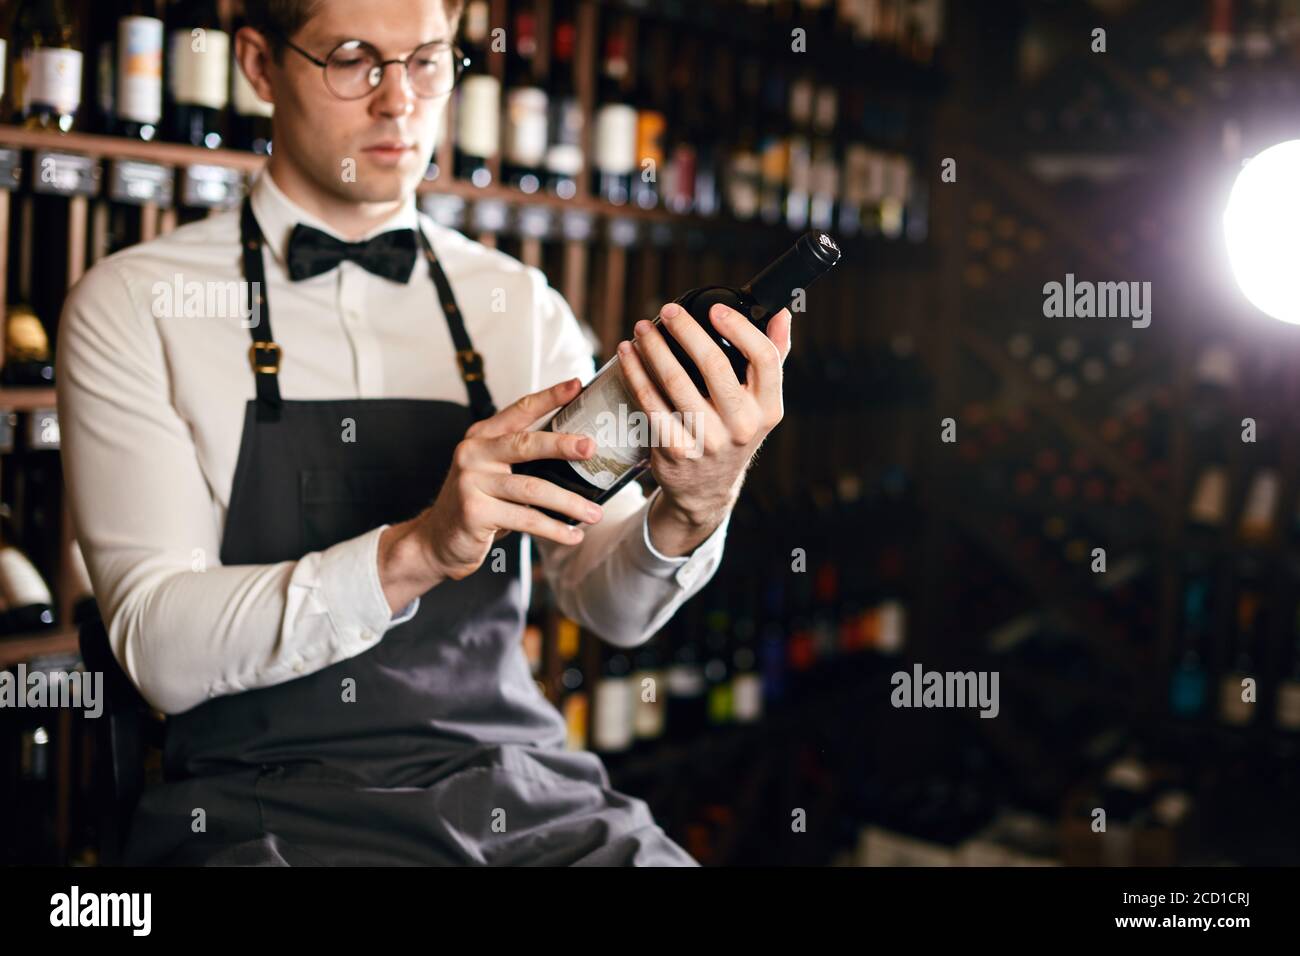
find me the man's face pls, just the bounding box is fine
[269,0,453,204]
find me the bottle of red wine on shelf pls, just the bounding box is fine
[501,0,546,194]
[514,231,842,521]
[453,0,499,187]
[543,1,582,200]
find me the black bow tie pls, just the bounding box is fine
[286,224,419,283]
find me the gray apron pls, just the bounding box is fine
[121,200,698,866]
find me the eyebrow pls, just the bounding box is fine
[316,34,451,49]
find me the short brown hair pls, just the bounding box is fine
[244,0,466,59]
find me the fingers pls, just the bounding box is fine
[766,307,794,365]
[469,377,583,440]
[481,472,604,526]
[483,428,595,467]
[631,307,712,413]
[483,495,592,546]
[615,340,702,456]
[654,303,751,415]
[709,302,785,396]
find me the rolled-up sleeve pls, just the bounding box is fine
[528,276,730,647]
[57,259,418,715]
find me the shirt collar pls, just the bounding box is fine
[249,167,421,267]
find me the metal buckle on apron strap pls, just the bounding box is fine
[456,349,485,382]
[249,341,283,374]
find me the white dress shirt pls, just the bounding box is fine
[57,169,730,715]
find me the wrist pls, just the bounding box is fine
[378,517,445,605]
[656,480,739,530]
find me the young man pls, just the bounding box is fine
[57,0,792,866]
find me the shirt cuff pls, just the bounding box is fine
[633,486,732,590]
[316,525,420,654]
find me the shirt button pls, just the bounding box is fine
[675,561,700,590]
[362,629,376,642]
[293,660,305,674]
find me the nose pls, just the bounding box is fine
[370,61,416,119]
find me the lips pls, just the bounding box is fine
[363,142,413,153]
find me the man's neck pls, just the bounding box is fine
[266,154,408,240]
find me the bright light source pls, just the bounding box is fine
[1225,140,1300,324]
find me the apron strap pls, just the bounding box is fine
[241,199,283,422]
[237,197,499,424]
[416,226,498,422]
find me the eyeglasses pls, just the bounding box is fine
[280,34,469,100]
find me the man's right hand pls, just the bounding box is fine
[377,377,604,613]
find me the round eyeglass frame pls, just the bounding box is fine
[280,34,470,100]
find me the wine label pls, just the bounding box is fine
[231,54,274,117]
[760,136,789,186]
[631,669,665,738]
[788,76,814,126]
[549,354,649,490]
[593,103,637,174]
[504,86,548,166]
[1219,674,1254,725]
[732,672,763,722]
[25,47,83,115]
[562,691,588,751]
[117,16,164,124]
[463,0,491,43]
[0,547,53,609]
[593,677,633,751]
[1277,680,1300,730]
[169,29,231,109]
[666,663,705,698]
[456,74,501,158]
[546,96,583,170]
[635,109,666,170]
[0,40,6,100]
[727,151,761,219]
[884,154,912,202]
[813,85,838,133]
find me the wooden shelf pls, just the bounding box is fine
[0,124,265,174]
[0,123,924,243]
[0,627,80,669]
[0,387,57,410]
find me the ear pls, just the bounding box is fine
[234,26,277,108]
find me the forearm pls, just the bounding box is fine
[538,484,732,647]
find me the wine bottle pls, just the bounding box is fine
[515,232,841,520]
[591,647,633,754]
[629,25,665,210]
[630,636,665,746]
[2,303,54,386]
[1170,570,1208,718]
[556,616,588,750]
[166,0,229,149]
[114,0,164,141]
[1277,613,1300,733]
[453,0,498,187]
[664,615,707,742]
[0,542,55,632]
[543,1,582,200]
[12,0,82,132]
[501,0,546,194]
[1219,572,1260,727]
[591,19,634,205]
